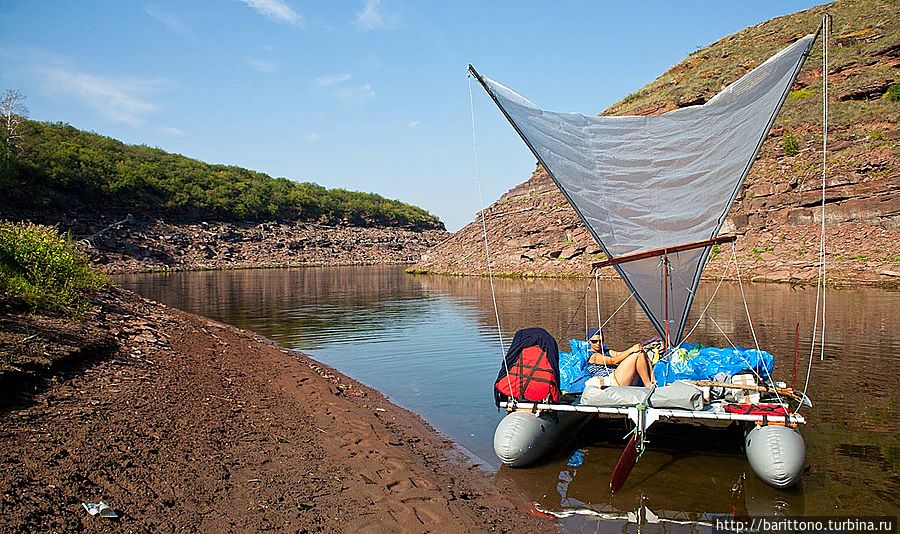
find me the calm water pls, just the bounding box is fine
[117,266,899,528]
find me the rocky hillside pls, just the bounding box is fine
[81,216,448,274]
[4,211,444,274]
[4,208,448,276]
[416,0,899,285]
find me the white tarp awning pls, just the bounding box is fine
[473,33,816,343]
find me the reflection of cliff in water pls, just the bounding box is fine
[118,266,435,351]
[413,274,657,345]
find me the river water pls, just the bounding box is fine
[117,266,899,528]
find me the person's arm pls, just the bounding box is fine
[588,343,642,365]
[587,352,615,365]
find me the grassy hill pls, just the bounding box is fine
[0,120,443,230]
[604,0,898,128]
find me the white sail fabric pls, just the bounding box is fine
[476,34,815,343]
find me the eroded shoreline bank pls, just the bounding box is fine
[0,286,548,532]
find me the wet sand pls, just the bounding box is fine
[0,288,549,532]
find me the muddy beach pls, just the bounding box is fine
[0,287,548,533]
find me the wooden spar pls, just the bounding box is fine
[689,380,800,398]
[591,235,737,270]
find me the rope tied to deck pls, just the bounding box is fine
[469,73,511,398]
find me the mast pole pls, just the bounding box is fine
[663,254,670,352]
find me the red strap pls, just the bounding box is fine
[723,403,788,416]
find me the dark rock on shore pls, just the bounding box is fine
[89,219,449,274]
[3,212,450,274]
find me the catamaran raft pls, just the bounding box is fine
[469,19,831,491]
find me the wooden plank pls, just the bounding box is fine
[591,235,737,270]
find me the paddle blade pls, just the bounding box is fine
[610,435,638,493]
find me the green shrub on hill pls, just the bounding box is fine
[0,223,106,317]
[2,121,443,230]
[782,133,801,157]
[885,83,900,102]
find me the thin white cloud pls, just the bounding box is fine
[144,5,191,35]
[35,65,167,127]
[243,0,302,26]
[312,73,352,87]
[249,59,274,73]
[336,83,375,104]
[160,126,185,136]
[311,73,373,105]
[353,0,399,31]
[303,133,320,142]
[408,121,419,129]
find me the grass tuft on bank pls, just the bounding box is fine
[0,223,106,317]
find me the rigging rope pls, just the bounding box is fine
[704,314,787,406]
[602,291,635,329]
[819,16,829,365]
[595,272,611,376]
[585,284,589,337]
[468,76,510,394]
[732,243,785,406]
[706,316,736,354]
[733,242,761,354]
[682,249,734,341]
[560,278,634,341]
[798,14,831,413]
[561,279,595,341]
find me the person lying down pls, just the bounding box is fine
[585,328,655,387]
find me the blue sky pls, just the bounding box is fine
[0,0,823,231]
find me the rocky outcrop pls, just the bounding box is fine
[76,218,449,274]
[415,0,899,286]
[1,212,449,274]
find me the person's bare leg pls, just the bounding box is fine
[613,354,639,386]
[613,352,653,386]
[635,352,653,386]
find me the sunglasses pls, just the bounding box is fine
[589,339,602,344]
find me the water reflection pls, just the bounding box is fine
[493,421,810,532]
[117,266,900,524]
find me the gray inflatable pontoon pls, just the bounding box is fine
[745,424,806,488]
[493,410,587,467]
[494,399,808,488]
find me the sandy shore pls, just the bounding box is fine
[0,287,549,533]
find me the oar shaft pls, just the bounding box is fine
[690,380,797,397]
